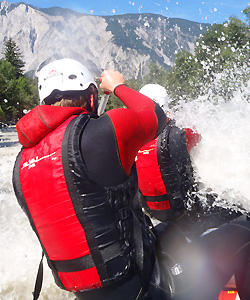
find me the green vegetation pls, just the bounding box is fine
[0,38,38,123]
[172,15,250,103]
[152,12,250,105]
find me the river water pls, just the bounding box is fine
[0,126,74,300]
[0,86,250,298]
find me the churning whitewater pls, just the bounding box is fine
[0,85,250,299]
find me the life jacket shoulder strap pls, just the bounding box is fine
[156,120,195,210]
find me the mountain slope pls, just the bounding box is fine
[0,1,210,78]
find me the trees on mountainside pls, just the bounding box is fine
[164,14,250,104]
[0,38,38,122]
[4,37,25,78]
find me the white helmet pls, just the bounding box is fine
[139,84,169,111]
[38,58,97,105]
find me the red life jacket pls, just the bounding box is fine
[136,119,195,222]
[13,114,151,292]
[136,138,169,208]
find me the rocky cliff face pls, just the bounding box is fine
[0,1,210,78]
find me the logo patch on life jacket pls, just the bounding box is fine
[171,263,183,276]
[21,152,57,169]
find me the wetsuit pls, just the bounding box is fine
[12,84,168,300]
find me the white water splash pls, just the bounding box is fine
[172,82,250,212]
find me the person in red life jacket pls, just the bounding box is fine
[134,84,250,300]
[12,58,169,300]
[136,83,201,225]
[136,84,242,239]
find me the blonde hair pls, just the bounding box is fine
[52,84,98,108]
[52,98,87,108]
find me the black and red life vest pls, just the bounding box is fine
[13,113,153,292]
[136,119,195,222]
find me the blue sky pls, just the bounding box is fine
[5,0,250,24]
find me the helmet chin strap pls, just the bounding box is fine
[78,95,98,117]
[86,94,98,116]
[85,100,93,113]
